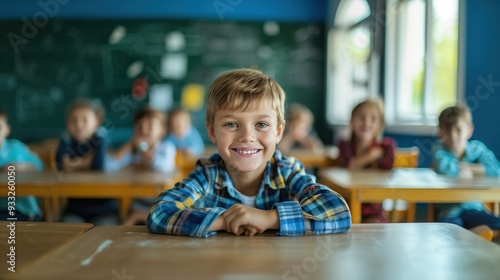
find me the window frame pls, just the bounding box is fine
[384,0,465,135]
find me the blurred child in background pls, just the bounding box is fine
[278,103,324,153]
[0,109,44,221]
[56,98,118,225]
[432,105,500,238]
[338,99,396,223]
[106,105,176,225]
[167,107,204,157]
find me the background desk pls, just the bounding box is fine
[0,170,180,221]
[15,223,500,280]
[318,168,500,223]
[0,222,93,279]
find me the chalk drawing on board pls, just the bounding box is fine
[263,22,280,36]
[0,74,17,92]
[165,31,185,52]
[57,60,93,95]
[126,60,145,79]
[160,54,187,80]
[149,84,173,112]
[16,86,58,123]
[294,25,321,42]
[66,27,85,48]
[109,25,127,45]
[14,53,61,87]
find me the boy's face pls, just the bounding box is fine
[67,108,99,142]
[170,112,191,139]
[206,102,285,178]
[439,119,473,156]
[350,105,382,142]
[0,117,10,144]
[134,117,166,146]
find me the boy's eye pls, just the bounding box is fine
[256,122,269,128]
[224,122,237,129]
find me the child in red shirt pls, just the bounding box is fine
[337,99,396,223]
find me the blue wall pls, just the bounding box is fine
[463,0,500,163]
[0,0,326,22]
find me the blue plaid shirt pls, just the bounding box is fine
[147,150,351,238]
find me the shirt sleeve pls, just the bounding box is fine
[91,136,107,170]
[273,159,352,236]
[147,165,225,238]
[376,137,396,170]
[103,150,132,172]
[14,140,44,171]
[472,141,500,176]
[432,143,460,176]
[55,138,68,171]
[151,141,176,172]
[337,139,354,167]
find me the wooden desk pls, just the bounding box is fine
[0,222,93,279]
[0,170,179,221]
[15,223,500,280]
[318,168,500,223]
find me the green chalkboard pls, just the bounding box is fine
[0,20,325,145]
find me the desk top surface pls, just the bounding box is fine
[319,167,500,189]
[0,222,93,278]
[15,223,500,280]
[0,169,176,186]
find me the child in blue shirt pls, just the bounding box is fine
[56,98,118,225]
[167,107,205,157]
[105,106,176,225]
[432,105,500,237]
[147,69,351,238]
[0,109,44,221]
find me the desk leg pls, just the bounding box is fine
[350,191,362,224]
[406,203,416,222]
[51,197,60,222]
[120,198,132,222]
[43,197,51,222]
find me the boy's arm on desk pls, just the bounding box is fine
[147,168,226,238]
[276,160,351,236]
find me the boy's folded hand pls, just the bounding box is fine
[222,204,278,236]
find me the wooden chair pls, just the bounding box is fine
[175,150,198,179]
[385,147,420,222]
[470,225,493,241]
[27,138,59,171]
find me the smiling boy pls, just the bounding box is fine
[147,69,351,238]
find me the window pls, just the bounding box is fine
[327,0,462,134]
[327,0,375,125]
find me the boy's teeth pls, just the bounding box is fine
[238,150,257,154]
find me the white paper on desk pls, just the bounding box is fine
[160,54,187,80]
[149,84,173,111]
[389,168,438,185]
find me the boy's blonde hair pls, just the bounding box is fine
[67,98,105,121]
[206,69,285,126]
[350,98,385,140]
[134,106,168,128]
[438,105,472,132]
